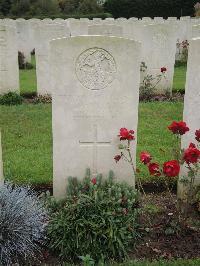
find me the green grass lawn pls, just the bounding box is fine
[0,102,183,185]
[19,55,37,95]
[173,65,187,92]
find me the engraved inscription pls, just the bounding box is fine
[152,32,167,49]
[75,47,117,90]
[79,124,111,177]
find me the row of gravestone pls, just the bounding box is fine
[1,17,200,95]
[0,34,199,199]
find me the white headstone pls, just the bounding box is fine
[167,17,178,21]
[154,17,164,22]
[180,37,200,190]
[16,19,32,62]
[42,18,53,24]
[1,18,16,28]
[192,24,200,38]
[88,24,123,37]
[92,18,102,24]
[142,17,153,22]
[29,18,41,52]
[50,36,141,199]
[0,25,19,94]
[141,23,177,93]
[34,23,70,95]
[68,19,89,36]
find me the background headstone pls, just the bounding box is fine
[141,23,177,93]
[50,36,141,199]
[88,24,123,37]
[0,25,19,94]
[16,19,32,62]
[192,24,200,38]
[34,23,70,94]
[68,19,89,36]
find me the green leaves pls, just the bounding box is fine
[47,173,140,263]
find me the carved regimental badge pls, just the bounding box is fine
[76,47,117,90]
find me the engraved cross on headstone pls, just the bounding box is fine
[79,124,111,177]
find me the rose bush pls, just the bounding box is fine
[114,121,200,212]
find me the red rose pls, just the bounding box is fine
[163,160,180,177]
[195,129,200,142]
[114,154,122,163]
[168,121,189,135]
[119,128,135,141]
[161,67,167,73]
[91,178,97,185]
[183,143,200,164]
[148,162,161,176]
[140,151,152,165]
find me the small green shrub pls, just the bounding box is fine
[0,92,23,105]
[47,170,140,263]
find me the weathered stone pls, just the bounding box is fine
[34,23,70,94]
[50,36,141,199]
[0,25,19,94]
[88,24,123,37]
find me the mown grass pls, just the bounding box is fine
[19,55,37,95]
[173,65,187,92]
[0,104,52,185]
[0,102,183,185]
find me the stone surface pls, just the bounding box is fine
[34,23,70,94]
[68,18,89,36]
[29,18,41,52]
[0,25,19,94]
[88,24,123,37]
[192,24,200,38]
[50,36,141,199]
[141,23,177,93]
[16,19,32,62]
[179,37,200,197]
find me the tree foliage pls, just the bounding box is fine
[0,0,103,16]
[104,0,197,18]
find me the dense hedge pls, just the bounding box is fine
[0,12,112,19]
[104,0,197,18]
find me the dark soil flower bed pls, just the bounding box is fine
[131,193,200,261]
[39,192,200,264]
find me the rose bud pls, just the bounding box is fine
[91,178,97,185]
[140,151,152,165]
[114,155,122,163]
[161,67,167,73]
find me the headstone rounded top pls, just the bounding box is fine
[75,47,117,90]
